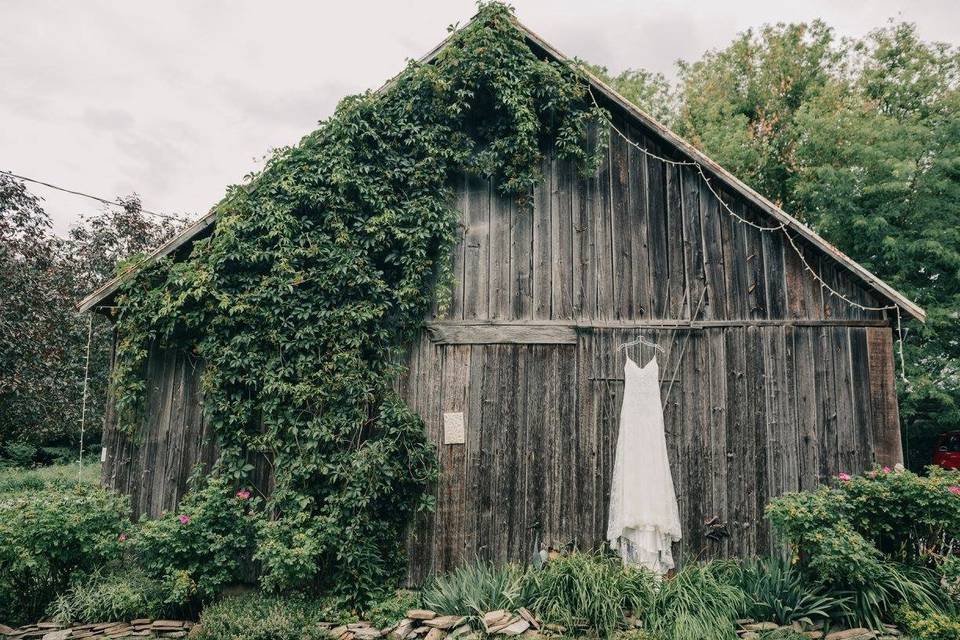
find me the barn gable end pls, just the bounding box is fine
[92,11,920,582]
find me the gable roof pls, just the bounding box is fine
[79,12,925,321]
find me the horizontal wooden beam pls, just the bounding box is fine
[426,319,891,344]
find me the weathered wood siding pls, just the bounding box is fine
[100,108,904,582]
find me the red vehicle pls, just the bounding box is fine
[933,431,960,470]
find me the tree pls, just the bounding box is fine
[604,20,960,468]
[0,176,184,463]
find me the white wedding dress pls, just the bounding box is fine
[606,356,682,574]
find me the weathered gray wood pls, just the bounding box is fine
[867,328,904,466]
[533,156,553,319]
[426,323,577,344]
[463,177,491,320]
[488,189,513,320]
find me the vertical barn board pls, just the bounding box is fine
[780,326,801,495]
[423,337,445,578]
[627,127,652,319]
[475,344,496,562]
[680,165,706,321]
[551,158,575,319]
[510,184,534,320]
[572,157,597,319]
[404,335,436,583]
[442,175,468,320]
[162,354,189,513]
[699,180,728,320]
[820,258,843,321]
[463,176,490,320]
[462,344,485,564]
[745,326,768,554]
[681,331,708,558]
[435,345,471,572]
[741,204,768,319]
[762,225,787,319]
[720,190,749,320]
[555,346,578,544]
[575,329,600,548]
[595,134,615,320]
[488,190,513,320]
[831,327,858,473]
[724,328,749,557]
[503,345,530,562]
[524,345,550,551]
[793,328,821,490]
[533,156,553,319]
[761,327,783,552]
[646,142,669,317]
[814,327,839,482]
[662,330,686,558]
[866,328,904,466]
[849,329,876,470]
[610,128,634,319]
[706,328,730,558]
[665,163,687,319]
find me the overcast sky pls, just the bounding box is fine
[2,0,958,236]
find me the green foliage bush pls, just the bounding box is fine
[900,607,960,640]
[108,1,607,607]
[642,562,745,640]
[524,552,656,638]
[422,561,529,619]
[767,467,960,628]
[192,593,356,640]
[729,557,849,625]
[48,569,166,624]
[0,483,129,625]
[366,589,421,628]
[134,476,258,606]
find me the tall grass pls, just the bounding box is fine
[642,562,746,640]
[421,561,529,619]
[0,462,101,493]
[525,551,657,638]
[730,557,850,625]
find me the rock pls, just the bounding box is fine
[825,629,875,640]
[742,623,779,632]
[517,609,539,630]
[413,626,431,635]
[448,625,472,639]
[353,628,383,640]
[497,620,531,636]
[541,624,566,635]
[736,619,756,626]
[482,611,512,632]
[330,626,349,639]
[0,624,16,635]
[425,617,466,631]
[40,632,69,640]
[390,620,415,640]
[486,617,520,635]
[424,628,447,640]
[740,633,760,640]
[130,619,152,626]
[407,611,437,621]
[882,626,901,637]
[804,633,824,639]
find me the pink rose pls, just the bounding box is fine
[118,533,128,542]
[949,486,960,496]
[883,466,892,473]
[178,514,191,525]
[236,490,251,500]
[838,473,852,482]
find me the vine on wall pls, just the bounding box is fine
[111,2,609,604]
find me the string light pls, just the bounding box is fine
[589,87,910,381]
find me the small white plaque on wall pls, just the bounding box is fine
[443,412,466,445]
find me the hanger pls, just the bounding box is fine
[616,333,665,354]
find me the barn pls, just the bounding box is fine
[79,12,924,584]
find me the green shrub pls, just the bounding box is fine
[192,593,356,640]
[642,562,745,640]
[48,569,166,624]
[900,607,960,640]
[1,442,37,467]
[0,482,129,625]
[942,556,960,605]
[422,560,529,619]
[366,589,421,628]
[524,552,656,638]
[134,475,258,606]
[730,557,850,625]
[767,467,960,628]
[0,462,101,494]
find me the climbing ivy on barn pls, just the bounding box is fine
[110,1,609,604]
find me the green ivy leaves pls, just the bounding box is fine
[110,1,608,605]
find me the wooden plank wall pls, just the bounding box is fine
[400,325,900,581]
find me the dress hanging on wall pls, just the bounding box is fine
[606,355,682,574]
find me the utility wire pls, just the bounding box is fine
[0,169,185,222]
